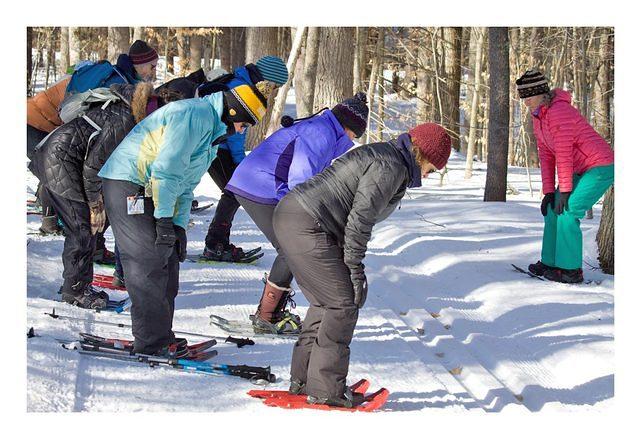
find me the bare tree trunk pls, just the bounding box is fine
[189,33,203,73]
[163,27,172,77]
[366,28,385,144]
[107,27,130,63]
[465,28,485,179]
[132,27,144,42]
[296,26,320,117]
[27,27,33,96]
[244,27,279,149]
[484,27,510,202]
[219,27,232,72]
[526,27,540,167]
[416,41,429,124]
[176,28,188,76]
[230,27,246,69]
[267,26,307,135]
[596,186,614,274]
[353,27,367,93]
[44,28,55,88]
[313,27,355,111]
[59,27,70,75]
[69,27,81,66]
[444,27,462,151]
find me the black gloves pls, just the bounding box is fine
[174,225,187,262]
[554,192,571,215]
[540,193,554,216]
[155,218,176,248]
[350,264,368,309]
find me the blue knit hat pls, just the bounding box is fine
[255,56,289,85]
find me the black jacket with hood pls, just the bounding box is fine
[29,82,154,204]
[290,133,422,274]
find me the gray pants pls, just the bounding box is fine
[237,196,293,288]
[273,194,358,399]
[102,178,179,354]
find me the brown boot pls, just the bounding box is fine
[254,277,289,323]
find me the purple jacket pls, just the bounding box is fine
[226,110,353,205]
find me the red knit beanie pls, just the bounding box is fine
[129,40,158,65]
[408,123,452,169]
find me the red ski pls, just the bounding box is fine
[248,379,389,412]
[92,274,126,291]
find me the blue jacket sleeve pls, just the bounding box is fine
[225,131,247,164]
[149,108,206,221]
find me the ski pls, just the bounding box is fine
[44,309,255,347]
[79,333,217,354]
[249,379,388,412]
[78,339,218,362]
[185,247,264,265]
[65,344,276,382]
[209,314,299,339]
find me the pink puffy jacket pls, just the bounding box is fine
[532,89,614,194]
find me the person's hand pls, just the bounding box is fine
[155,218,176,248]
[540,193,554,216]
[555,192,571,215]
[350,264,368,309]
[88,197,106,235]
[174,225,187,262]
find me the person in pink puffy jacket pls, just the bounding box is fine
[516,70,614,284]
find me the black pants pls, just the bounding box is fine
[41,187,96,294]
[205,148,241,248]
[273,194,358,399]
[102,178,179,354]
[27,124,48,161]
[237,196,293,288]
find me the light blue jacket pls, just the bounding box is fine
[99,92,228,229]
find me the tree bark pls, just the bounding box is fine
[107,27,130,63]
[525,27,540,167]
[219,27,232,72]
[59,27,70,76]
[353,27,367,93]
[27,27,33,96]
[465,28,485,179]
[69,27,81,66]
[230,27,246,69]
[484,27,510,202]
[189,33,203,73]
[366,27,385,144]
[444,27,462,151]
[267,26,307,135]
[596,186,614,274]
[176,28,188,76]
[132,27,144,42]
[244,27,280,149]
[313,27,355,111]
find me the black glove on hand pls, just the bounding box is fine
[174,225,187,262]
[155,218,176,248]
[540,193,555,216]
[554,192,571,215]
[350,265,368,309]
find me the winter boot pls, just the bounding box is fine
[252,277,302,334]
[543,268,584,284]
[202,242,248,262]
[307,386,366,408]
[39,215,63,235]
[112,270,125,288]
[93,247,116,265]
[61,282,108,310]
[273,284,302,327]
[528,261,554,277]
[289,379,306,395]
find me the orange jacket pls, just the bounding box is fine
[26,77,70,132]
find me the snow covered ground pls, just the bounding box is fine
[26,150,613,413]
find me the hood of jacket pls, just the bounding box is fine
[390,133,422,188]
[110,82,155,124]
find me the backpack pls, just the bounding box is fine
[59,88,122,124]
[65,61,130,96]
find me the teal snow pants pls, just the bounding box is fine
[541,164,614,270]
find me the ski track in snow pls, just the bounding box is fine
[26,151,614,413]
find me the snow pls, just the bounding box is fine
[26,150,614,413]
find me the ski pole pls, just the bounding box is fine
[44,308,255,348]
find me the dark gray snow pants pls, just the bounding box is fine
[273,194,359,399]
[102,178,179,354]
